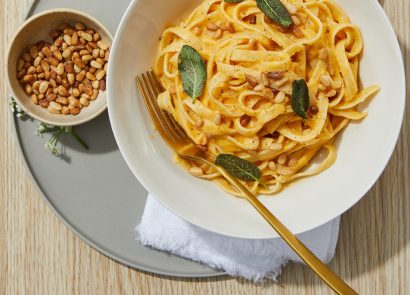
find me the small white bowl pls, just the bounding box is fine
[108,0,405,238]
[6,9,113,126]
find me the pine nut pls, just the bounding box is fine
[76,70,86,82]
[41,47,53,57]
[58,85,69,97]
[91,89,99,100]
[92,48,99,58]
[63,35,71,47]
[56,97,68,105]
[71,32,78,45]
[97,40,108,50]
[320,75,332,87]
[246,74,258,87]
[27,66,36,74]
[189,167,203,176]
[86,72,96,81]
[17,69,26,79]
[79,96,89,106]
[286,3,297,14]
[46,105,59,114]
[52,49,63,61]
[288,157,297,167]
[62,48,72,59]
[61,106,69,115]
[70,107,80,115]
[22,52,31,62]
[83,86,93,96]
[326,89,337,97]
[25,84,32,94]
[193,26,202,36]
[56,63,64,75]
[291,15,301,26]
[226,22,235,33]
[213,29,223,39]
[31,94,39,104]
[82,32,93,42]
[95,69,106,81]
[34,56,42,67]
[274,91,286,104]
[92,80,99,89]
[67,73,75,85]
[39,81,49,94]
[254,84,265,92]
[262,87,274,99]
[99,80,106,91]
[277,154,288,165]
[17,59,25,71]
[93,32,100,42]
[207,23,220,31]
[48,57,59,66]
[240,114,251,126]
[268,161,276,170]
[267,71,283,80]
[75,22,86,30]
[82,55,93,62]
[90,60,102,69]
[269,143,283,151]
[49,101,62,111]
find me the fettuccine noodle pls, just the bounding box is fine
[153,0,379,197]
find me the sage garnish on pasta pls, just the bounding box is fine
[224,0,244,2]
[256,0,293,28]
[178,45,207,99]
[216,154,262,182]
[291,79,310,119]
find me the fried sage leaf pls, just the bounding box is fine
[178,45,207,99]
[216,154,262,182]
[291,79,310,119]
[256,0,293,28]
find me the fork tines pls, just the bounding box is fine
[136,71,187,142]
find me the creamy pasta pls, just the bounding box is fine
[153,0,379,197]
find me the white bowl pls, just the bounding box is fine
[107,0,405,238]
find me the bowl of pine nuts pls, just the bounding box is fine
[6,9,112,126]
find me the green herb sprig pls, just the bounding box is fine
[256,0,293,28]
[178,45,207,100]
[36,123,89,154]
[291,79,310,119]
[10,97,89,155]
[216,154,262,182]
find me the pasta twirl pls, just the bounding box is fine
[153,0,379,197]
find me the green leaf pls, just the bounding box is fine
[224,0,244,2]
[216,154,262,182]
[256,0,293,28]
[291,79,310,119]
[178,45,207,99]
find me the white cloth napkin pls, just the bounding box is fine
[136,195,340,281]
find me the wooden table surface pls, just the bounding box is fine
[1,0,409,294]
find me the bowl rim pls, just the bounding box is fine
[107,0,406,239]
[6,8,114,127]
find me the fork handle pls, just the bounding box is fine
[218,169,358,295]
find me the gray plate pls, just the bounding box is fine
[13,0,224,278]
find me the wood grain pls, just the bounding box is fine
[1,0,409,294]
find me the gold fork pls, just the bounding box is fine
[136,71,358,295]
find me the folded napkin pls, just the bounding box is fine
[136,195,340,281]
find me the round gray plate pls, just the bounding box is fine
[13,0,224,278]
